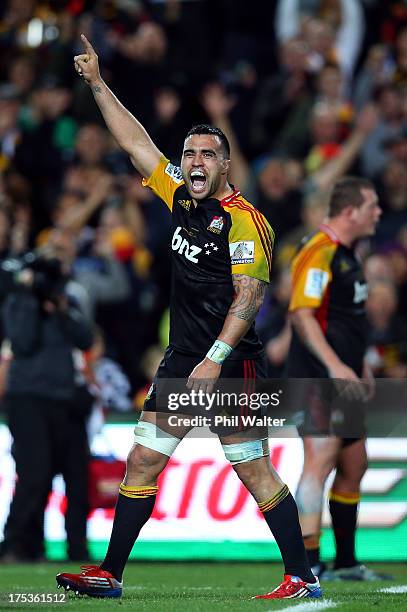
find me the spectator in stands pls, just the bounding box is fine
[48,227,130,322]
[366,279,407,378]
[257,267,293,377]
[353,44,394,111]
[7,54,37,99]
[276,0,365,84]
[108,22,169,131]
[274,62,352,158]
[375,158,407,246]
[251,38,313,154]
[360,85,405,179]
[0,85,21,173]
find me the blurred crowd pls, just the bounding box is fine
[0,0,406,408]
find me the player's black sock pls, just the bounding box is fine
[100,484,157,581]
[303,534,320,567]
[329,489,359,569]
[259,485,316,583]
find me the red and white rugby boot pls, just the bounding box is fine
[254,574,322,599]
[56,565,122,598]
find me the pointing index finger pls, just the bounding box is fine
[81,33,94,54]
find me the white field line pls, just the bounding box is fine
[378,585,407,594]
[271,599,338,612]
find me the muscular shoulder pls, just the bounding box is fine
[222,194,274,283]
[292,231,338,272]
[142,156,185,211]
[223,195,275,243]
[289,231,339,310]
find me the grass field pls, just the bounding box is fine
[0,562,406,611]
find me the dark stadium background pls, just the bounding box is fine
[0,0,406,567]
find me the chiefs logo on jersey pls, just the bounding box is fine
[207,216,224,234]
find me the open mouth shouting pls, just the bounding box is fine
[189,170,207,196]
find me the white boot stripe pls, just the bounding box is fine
[274,600,337,612]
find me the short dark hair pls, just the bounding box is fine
[329,176,375,217]
[185,124,230,158]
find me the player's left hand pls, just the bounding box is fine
[187,357,221,394]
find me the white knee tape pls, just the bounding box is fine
[134,421,181,458]
[222,438,269,465]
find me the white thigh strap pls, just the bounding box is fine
[222,438,269,465]
[134,420,181,458]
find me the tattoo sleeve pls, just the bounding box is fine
[229,275,267,322]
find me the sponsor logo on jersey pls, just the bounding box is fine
[353,280,368,304]
[178,199,191,211]
[304,268,329,299]
[165,163,184,184]
[207,216,224,234]
[229,241,255,264]
[172,226,202,263]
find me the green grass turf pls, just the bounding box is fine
[0,563,406,611]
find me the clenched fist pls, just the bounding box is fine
[74,34,101,86]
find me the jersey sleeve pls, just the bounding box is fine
[228,205,274,283]
[289,241,337,311]
[142,156,184,211]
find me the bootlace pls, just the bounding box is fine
[274,576,303,596]
[80,565,100,574]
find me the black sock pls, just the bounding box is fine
[329,490,359,569]
[260,485,315,583]
[100,484,157,581]
[303,534,320,567]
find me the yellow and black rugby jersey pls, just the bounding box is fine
[286,224,368,377]
[143,156,274,359]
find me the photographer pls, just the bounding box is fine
[0,253,93,562]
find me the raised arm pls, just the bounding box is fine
[74,34,162,178]
[58,174,112,232]
[201,83,250,190]
[311,105,378,193]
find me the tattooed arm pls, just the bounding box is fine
[187,275,267,391]
[73,34,161,178]
[217,274,267,347]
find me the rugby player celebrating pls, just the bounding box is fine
[56,35,321,600]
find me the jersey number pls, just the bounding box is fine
[171,226,202,264]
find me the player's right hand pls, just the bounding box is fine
[74,34,101,85]
[328,362,366,402]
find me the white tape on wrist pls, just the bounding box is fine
[206,340,233,365]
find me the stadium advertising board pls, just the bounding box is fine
[0,424,406,561]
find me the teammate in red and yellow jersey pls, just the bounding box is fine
[286,176,391,581]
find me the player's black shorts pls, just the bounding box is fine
[291,378,366,445]
[144,347,268,436]
[285,338,366,445]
